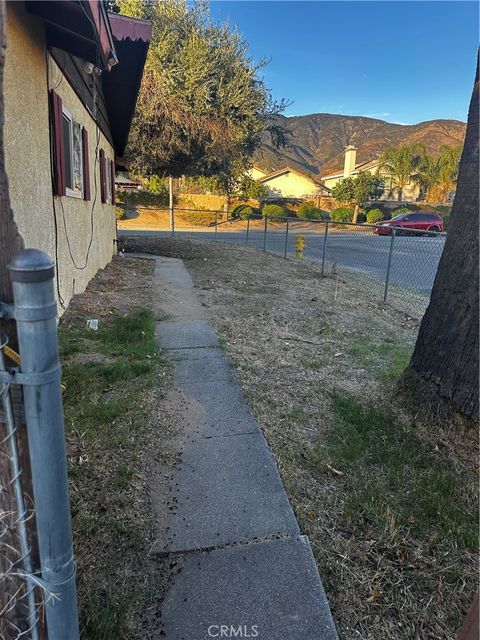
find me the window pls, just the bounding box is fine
[50,89,91,200]
[62,107,83,198]
[100,149,115,205]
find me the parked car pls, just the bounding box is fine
[373,212,444,235]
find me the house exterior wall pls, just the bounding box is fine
[323,164,420,201]
[248,167,268,180]
[4,2,116,312]
[262,172,321,198]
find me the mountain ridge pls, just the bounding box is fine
[254,113,466,177]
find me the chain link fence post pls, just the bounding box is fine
[263,215,268,251]
[169,176,175,236]
[321,220,329,275]
[215,210,218,241]
[245,216,250,245]
[9,249,79,640]
[384,227,396,302]
[284,218,290,259]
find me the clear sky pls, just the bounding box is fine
[213,1,479,124]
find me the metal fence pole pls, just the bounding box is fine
[263,215,268,251]
[284,218,290,259]
[9,249,79,640]
[215,210,218,241]
[169,176,174,236]
[384,227,396,302]
[321,221,329,275]
[245,217,250,245]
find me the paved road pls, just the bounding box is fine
[119,224,445,296]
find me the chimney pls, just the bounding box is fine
[343,145,357,178]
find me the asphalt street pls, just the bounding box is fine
[119,223,445,296]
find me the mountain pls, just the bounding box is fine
[253,114,466,177]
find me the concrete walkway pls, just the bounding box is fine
[143,255,338,639]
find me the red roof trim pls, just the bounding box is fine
[108,13,152,43]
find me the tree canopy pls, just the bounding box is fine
[115,0,288,178]
[331,171,384,221]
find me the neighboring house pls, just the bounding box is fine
[321,146,420,201]
[256,167,330,200]
[247,166,269,181]
[115,173,141,192]
[4,1,151,310]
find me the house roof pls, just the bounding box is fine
[102,13,152,157]
[322,158,381,180]
[258,166,331,193]
[26,0,117,70]
[115,173,141,187]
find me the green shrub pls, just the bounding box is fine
[115,207,125,221]
[392,207,412,216]
[262,204,286,219]
[366,209,384,224]
[329,207,354,223]
[297,203,324,220]
[356,211,366,223]
[231,204,254,220]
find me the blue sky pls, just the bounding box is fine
[213,1,479,124]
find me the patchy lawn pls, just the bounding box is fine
[120,236,478,640]
[59,257,176,639]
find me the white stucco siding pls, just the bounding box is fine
[262,172,321,198]
[4,2,116,312]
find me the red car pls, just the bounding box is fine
[373,212,444,235]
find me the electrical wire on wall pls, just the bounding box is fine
[46,14,105,296]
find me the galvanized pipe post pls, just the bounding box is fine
[9,249,79,640]
[263,215,268,251]
[169,176,175,236]
[283,218,290,259]
[384,227,396,302]
[245,216,250,245]
[321,221,329,275]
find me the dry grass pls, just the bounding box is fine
[120,236,478,640]
[59,257,177,639]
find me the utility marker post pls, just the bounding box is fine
[321,221,329,276]
[169,176,175,235]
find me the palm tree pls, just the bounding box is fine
[416,145,462,202]
[379,143,427,201]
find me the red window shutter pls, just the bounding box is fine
[82,128,91,201]
[99,148,106,203]
[50,90,65,196]
[110,159,116,205]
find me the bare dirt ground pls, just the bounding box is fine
[60,257,179,639]
[120,236,478,640]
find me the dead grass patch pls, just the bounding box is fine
[120,237,479,640]
[59,257,176,639]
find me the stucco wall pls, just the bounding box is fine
[262,172,321,198]
[4,2,116,312]
[323,166,420,201]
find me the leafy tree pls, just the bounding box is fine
[331,171,384,222]
[379,143,426,201]
[404,64,478,420]
[418,145,462,202]
[116,0,288,179]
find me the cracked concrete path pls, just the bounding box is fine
[142,254,338,639]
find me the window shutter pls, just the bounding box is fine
[99,148,106,203]
[50,90,65,196]
[82,128,91,201]
[110,159,116,205]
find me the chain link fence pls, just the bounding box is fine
[117,206,446,319]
